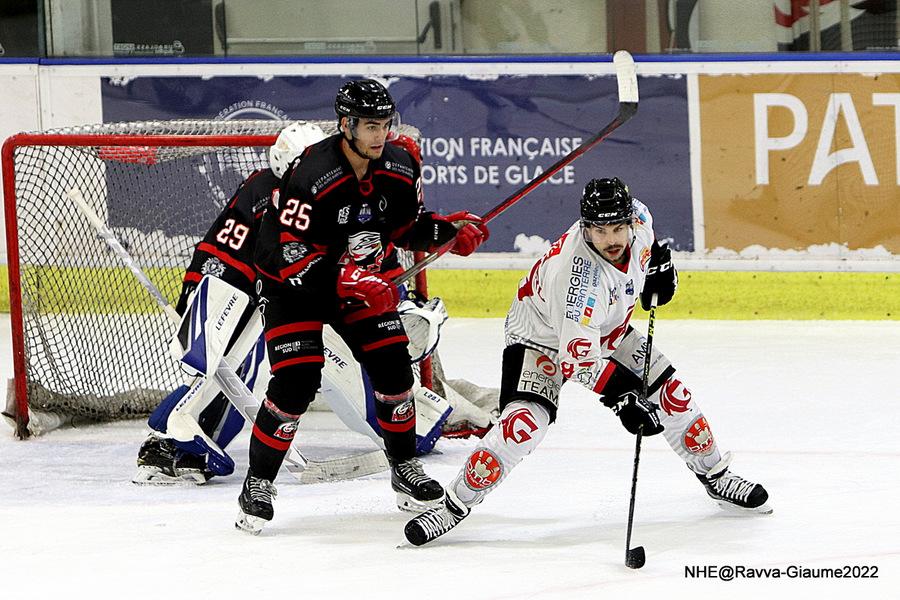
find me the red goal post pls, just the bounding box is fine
[2,120,428,438]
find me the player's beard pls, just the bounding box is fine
[601,244,626,263]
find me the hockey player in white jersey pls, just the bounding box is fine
[405,177,771,546]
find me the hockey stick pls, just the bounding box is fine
[394,50,639,285]
[625,292,658,569]
[66,188,388,484]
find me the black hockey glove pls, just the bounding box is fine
[599,363,664,437]
[610,392,664,436]
[640,241,677,310]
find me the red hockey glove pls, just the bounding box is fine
[431,211,490,256]
[337,263,400,314]
[388,134,422,164]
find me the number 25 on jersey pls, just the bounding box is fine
[279,199,312,231]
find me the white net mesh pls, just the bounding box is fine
[5,119,425,430]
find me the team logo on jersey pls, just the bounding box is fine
[566,338,592,360]
[200,257,226,278]
[358,204,373,223]
[639,246,651,271]
[625,279,634,296]
[535,354,557,376]
[501,408,539,444]
[273,421,298,441]
[347,231,384,269]
[683,416,715,455]
[282,242,307,264]
[660,377,692,415]
[464,449,502,490]
[338,205,351,225]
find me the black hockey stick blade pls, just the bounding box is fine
[394,50,639,286]
[626,545,646,569]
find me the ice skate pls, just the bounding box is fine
[404,488,470,546]
[132,435,211,485]
[235,470,277,535]
[698,452,772,514]
[390,458,444,512]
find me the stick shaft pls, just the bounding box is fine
[394,52,639,286]
[625,293,657,561]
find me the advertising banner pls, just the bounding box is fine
[699,72,900,253]
[101,73,693,251]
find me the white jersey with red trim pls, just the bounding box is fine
[505,199,655,393]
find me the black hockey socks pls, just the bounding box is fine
[248,398,301,481]
[374,390,417,463]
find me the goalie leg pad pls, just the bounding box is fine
[412,386,452,456]
[148,384,191,434]
[449,400,551,508]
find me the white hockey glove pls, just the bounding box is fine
[398,296,448,363]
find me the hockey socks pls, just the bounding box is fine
[374,390,417,462]
[248,399,301,481]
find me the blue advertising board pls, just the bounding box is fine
[102,72,692,250]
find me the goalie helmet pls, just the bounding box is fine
[334,79,396,121]
[580,177,633,226]
[269,122,327,179]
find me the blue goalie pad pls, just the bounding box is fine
[174,436,235,477]
[148,384,190,434]
[415,404,452,456]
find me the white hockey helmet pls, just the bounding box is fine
[269,121,327,179]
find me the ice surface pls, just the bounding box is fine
[1,315,898,599]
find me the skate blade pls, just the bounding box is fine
[132,466,208,486]
[396,492,443,514]
[715,499,773,515]
[235,510,268,535]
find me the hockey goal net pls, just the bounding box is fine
[1,119,430,438]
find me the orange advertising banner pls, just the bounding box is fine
[699,73,900,253]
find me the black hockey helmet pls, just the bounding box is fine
[580,178,633,226]
[335,79,396,121]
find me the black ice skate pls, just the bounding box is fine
[132,435,212,485]
[390,458,444,512]
[698,452,772,514]
[404,488,470,546]
[235,470,277,535]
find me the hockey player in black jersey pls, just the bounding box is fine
[236,79,490,534]
[134,122,325,484]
